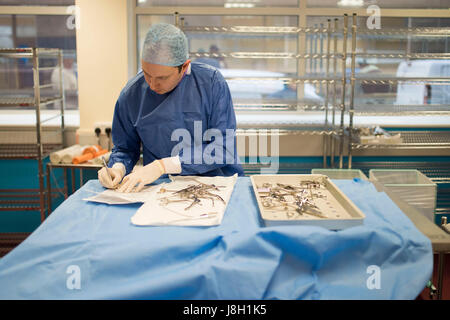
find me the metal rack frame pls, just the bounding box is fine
[331,18,450,237]
[336,19,450,169]
[0,48,66,223]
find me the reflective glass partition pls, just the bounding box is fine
[136,0,299,8]
[0,13,77,110]
[306,0,449,9]
[0,0,74,5]
[306,16,450,114]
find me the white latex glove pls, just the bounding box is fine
[116,160,164,193]
[98,163,125,189]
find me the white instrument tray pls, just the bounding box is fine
[250,174,365,230]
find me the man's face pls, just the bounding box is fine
[141,60,189,94]
[63,58,74,69]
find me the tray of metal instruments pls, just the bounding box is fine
[251,174,365,230]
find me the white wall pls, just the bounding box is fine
[75,0,128,147]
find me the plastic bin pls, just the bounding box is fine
[369,169,436,222]
[311,169,368,180]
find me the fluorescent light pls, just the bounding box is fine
[224,3,256,8]
[226,0,260,2]
[337,0,365,7]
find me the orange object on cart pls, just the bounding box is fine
[82,145,102,155]
[72,145,108,164]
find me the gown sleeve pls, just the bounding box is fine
[108,96,141,175]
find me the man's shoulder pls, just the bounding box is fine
[119,71,145,100]
[191,62,225,84]
[191,62,219,77]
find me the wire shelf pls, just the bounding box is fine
[355,77,450,84]
[182,26,450,37]
[351,104,450,116]
[352,131,450,149]
[0,143,63,159]
[0,47,60,58]
[224,75,449,84]
[355,53,450,59]
[234,104,328,111]
[191,52,450,60]
[182,26,332,34]
[236,128,338,136]
[0,232,31,257]
[190,52,343,59]
[0,97,63,107]
[399,132,450,144]
[357,28,450,37]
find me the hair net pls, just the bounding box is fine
[141,23,189,67]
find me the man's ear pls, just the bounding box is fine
[183,59,191,71]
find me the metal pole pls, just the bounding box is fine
[58,50,66,147]
[32,48,46,222]
[331,18,338,168]
[71,168,75,194]
[319,23,324,75]
[406,18,411,64]
[313,24,318,74]
[323,19,331,168]
[339,14,348,169]
[319,23,324,106]
[174,12,179,28]
[348,14,357,169]
[63,168,68,199]
[46,163,51,217]
[80,169,84,188]
[437,252,444,300]
[309,30,313,73]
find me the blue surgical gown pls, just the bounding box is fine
[109,62,244,177]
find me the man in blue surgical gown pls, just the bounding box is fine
[98,23,244,193]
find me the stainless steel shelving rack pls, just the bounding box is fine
[342,24,450,168]
[0,48,66,226]
[343,18,450,219]
[175,12,352,170]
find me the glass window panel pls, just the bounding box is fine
[0,14,77,110]
[182,15,298,72]
[136,0,299,8]
[137,15,300,104]
[307,0,450,9]
[306,16,450,111]
[0,0,74,5]
[0,15,13,48]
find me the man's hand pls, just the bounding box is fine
[116,160,164,193]
[98,164,125,189]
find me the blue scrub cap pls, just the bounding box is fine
[142,23,189,67]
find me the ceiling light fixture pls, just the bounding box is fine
[337,0,365,7]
